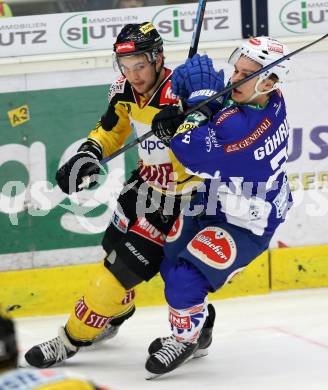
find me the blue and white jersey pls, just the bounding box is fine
[170,91,293,236]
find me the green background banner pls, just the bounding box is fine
[0,85,137,255]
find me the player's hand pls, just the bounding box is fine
[56,143,102,194]
[152,106,186,146]
[172,54,225,111]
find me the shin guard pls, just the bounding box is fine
[65,262,135,346]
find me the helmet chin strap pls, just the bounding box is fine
[246,76,279,104]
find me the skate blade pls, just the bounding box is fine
[193,348,208,359]
[18,361,29,368]
[145,370,164,380]
[145,354,196,380]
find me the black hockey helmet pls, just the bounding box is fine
[0,310,18,370]
[113,22,163,62]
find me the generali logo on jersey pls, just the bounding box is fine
[224,117,272,153]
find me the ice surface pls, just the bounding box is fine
[16,288,328,390]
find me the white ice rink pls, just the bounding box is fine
[16,288,328,390]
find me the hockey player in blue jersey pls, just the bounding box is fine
[145,36,293,377]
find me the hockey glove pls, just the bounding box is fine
[152,106,186,146]
[56,141,102,195]
[172,54,225,112]
[184,106,212,127]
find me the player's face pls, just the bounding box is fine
[230,56,270,104]
[118,54,159,95]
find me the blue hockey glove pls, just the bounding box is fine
[172,54,225,111]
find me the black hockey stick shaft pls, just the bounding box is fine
[99,33,327,164]
[189,0,207,58]
[99,0,207,166]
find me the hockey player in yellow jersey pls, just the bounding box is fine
[25,22,204,369]
[0,309,109,389]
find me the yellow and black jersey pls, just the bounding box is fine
[0,368,109,389]
[87,68,201,195]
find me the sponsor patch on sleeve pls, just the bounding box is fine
[159,81,179,105]
[111,209,129,233]
[215,107,239,126]
[108,76,126,103]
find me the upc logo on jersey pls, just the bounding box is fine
[140,139,166,154]
[187,227,237,270]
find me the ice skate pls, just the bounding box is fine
[148,303,216,359]
[146,337,199,379]
[24,327,78,368]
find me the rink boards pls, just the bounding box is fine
[1,245,328,317]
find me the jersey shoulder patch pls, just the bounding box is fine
[159,80,179,106]
[108,75,127,103]
[214,106,241,127]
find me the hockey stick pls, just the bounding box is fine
[96,33,327,165]
[189,0,207,58]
